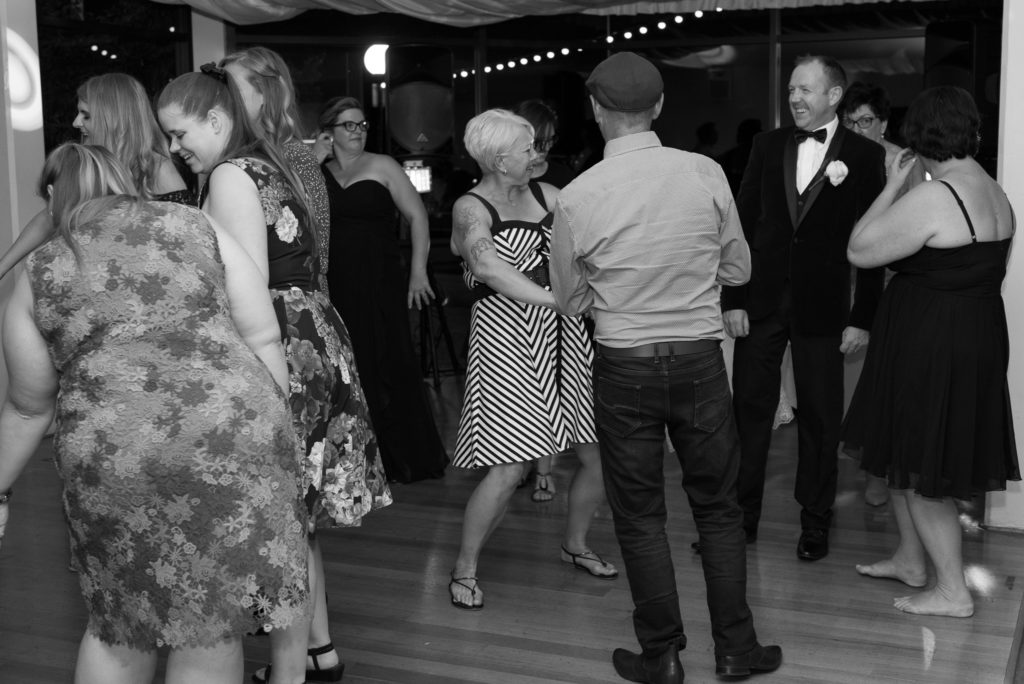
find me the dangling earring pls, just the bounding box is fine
[499,166,508,175]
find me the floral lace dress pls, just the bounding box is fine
[207,156,392,528]
[27,199,309,648]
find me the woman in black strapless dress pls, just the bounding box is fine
[317,96,448,484]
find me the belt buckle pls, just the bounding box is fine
[655,342,672,359]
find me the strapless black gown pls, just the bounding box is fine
[321,171,448,483]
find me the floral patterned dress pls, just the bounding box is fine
[207,156,392,529]
[27,199,310,648]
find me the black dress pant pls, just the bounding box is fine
[732,291,844,533]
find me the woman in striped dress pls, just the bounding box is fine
[447,109,617,610]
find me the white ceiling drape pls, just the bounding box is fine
[151,0,941,28]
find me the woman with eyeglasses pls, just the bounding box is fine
[447,109,617,610]
[313,96,448,485]
[842,82,925,192]
[841,82,924,508]
[157,69,392,684]
[514,99,575,190]
[510,99,583,502]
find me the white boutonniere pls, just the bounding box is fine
[825,160,849,186]
[275,206,299,243]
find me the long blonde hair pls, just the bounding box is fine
[76,73,172,199]
[220,46,306,146]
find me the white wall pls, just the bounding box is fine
[191,11,226,69]
[985,0,1024,530]
[0,0,46,401]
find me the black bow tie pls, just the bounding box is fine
[794,128,828,144]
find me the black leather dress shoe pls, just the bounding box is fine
[716,644,782,677]
[796,529,829,561]
[612,646,684,684]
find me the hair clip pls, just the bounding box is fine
[199,62,228,83]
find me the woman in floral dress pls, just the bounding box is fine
[158,68,391,684]
[0,143,308,683]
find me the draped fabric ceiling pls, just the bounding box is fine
[153,0,938,28]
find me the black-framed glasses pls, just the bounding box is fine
[334,120,369,132]
[844,115,877,130]
[534,135,558,153]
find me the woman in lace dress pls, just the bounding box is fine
[0,143,307,683]
[158,68,391,684]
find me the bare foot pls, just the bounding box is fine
[855,559,927,587]
[894,587,974,617]
[865,475,890,506]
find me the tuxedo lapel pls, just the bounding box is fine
[796,125,847,227]
[783,133,798,227]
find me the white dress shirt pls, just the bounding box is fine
[796,116,839,194]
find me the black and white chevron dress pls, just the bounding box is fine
[453,182,597,468]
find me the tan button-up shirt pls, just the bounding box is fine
[550,131,750,348]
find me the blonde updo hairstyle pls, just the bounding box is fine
[463,109,535,175]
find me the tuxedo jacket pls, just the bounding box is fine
[722,124,886,335]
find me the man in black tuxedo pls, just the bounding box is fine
[723,55,885,562]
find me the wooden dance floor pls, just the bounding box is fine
[1,375,1023,683]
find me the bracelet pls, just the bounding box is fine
[0,489,11,505]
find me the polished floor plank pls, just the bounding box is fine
[3,387,1024,683]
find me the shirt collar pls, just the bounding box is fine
[603,131,662,159]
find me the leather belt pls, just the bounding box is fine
[597,339,720,358]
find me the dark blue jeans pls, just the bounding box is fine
[593,346,757,658]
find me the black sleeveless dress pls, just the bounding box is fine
[321,170,448,483]
[842,180,1019,499]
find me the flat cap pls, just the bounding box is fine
[586,52,663,112]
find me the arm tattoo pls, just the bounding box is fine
[453,204,479,244]
[469,237,494,265]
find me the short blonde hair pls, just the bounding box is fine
[464,109,534,174]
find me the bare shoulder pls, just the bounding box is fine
[453,194,487,225]
[153,156,186,194]
[535,181,559,207]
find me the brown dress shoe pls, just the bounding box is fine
[612,646,684,684]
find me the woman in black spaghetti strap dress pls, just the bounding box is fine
[843,86,1018,618]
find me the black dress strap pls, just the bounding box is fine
[464,192,503,236]
[528,181,547,210]
[937,180,977,243]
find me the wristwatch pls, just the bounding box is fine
[0,490,11,504]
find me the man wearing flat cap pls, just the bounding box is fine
[550,51,782,684]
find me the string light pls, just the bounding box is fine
[460,13,713,79]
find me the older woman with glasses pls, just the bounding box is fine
[314,96,448,485]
